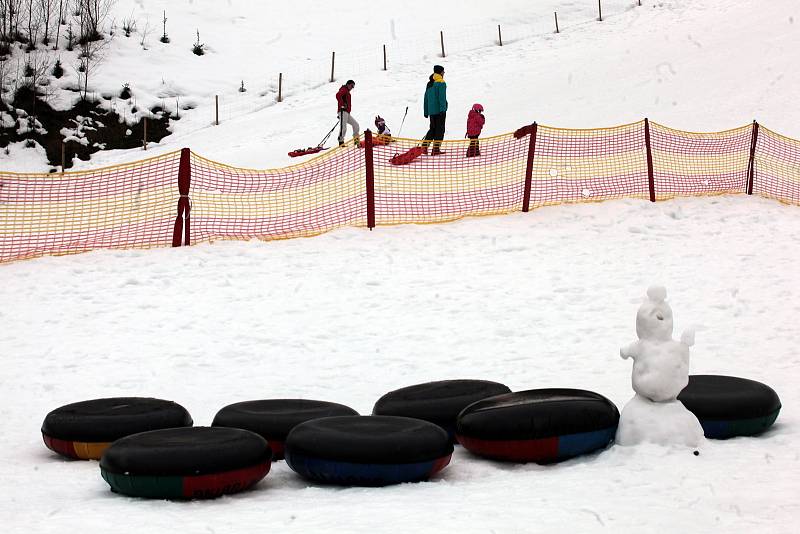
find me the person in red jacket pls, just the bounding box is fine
[336,80,360,147]
[466,103,485,157]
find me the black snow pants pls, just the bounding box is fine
[422,112,446,153]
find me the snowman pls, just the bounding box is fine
[616,286,705,448]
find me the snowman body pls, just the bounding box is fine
[625,339,690,402]
[616,286,704,447]
[616,393,705,448]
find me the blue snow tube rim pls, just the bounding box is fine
[285,450,451,487]
[284,415,453,486]
[678,375,781,439]
[456,388,619,463]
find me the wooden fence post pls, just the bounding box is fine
[278,73,283,103]
[498,25,503,46]
[383,44,387,71]
[746,120,760,195]
[522,122,538,212]
[330,51,335,83]
[440,30,445,57]
[598,0,603,21]
[61,141,65,173]
[364,130,375,230]
[143,117,148,150]
[215,95,219,125]
[172,148,192,247]
[554,12,560,33]
[644,118,655,202]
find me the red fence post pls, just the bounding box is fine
[746,120,760,195]
[644,118,655,202]
[364,130,376,230]
[522,122,538,212]
[172,148,192,247]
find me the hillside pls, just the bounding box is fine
[2,2,799,532]
[1,0,798,171]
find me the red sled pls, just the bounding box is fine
[373,135,392,146]
[390,146,425,166]
[288,146,326,158]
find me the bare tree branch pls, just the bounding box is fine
[139,16,150,49]
[25,0,42,50]
[74,33,106,100]
[73,0,115,43]
[38,0,54,45]
[52,0,63,49]
[21,49,50,119]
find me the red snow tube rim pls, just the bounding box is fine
[101,460,271,499]
[456,434,559,462]
[181,461,271,499]
[456,389,620,463]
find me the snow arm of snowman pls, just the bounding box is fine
[681,327,696,347]
[620,341,641,360]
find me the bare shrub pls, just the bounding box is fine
[74,33,105,100]
[121,11,135,37]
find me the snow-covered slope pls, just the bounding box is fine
[2,196,798,532]
[2,2,799,531]
[2,0,799,171]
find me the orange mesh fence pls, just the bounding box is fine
[1,121,799,265]
[752,126,800,205]
[372,133,528,225]
[0,151,180,263]
[187,147,367,244]
[650,122,752,199]
[531,122,649,207]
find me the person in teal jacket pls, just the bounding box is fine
[422,65,448,155]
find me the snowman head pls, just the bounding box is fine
[635,286,674,341]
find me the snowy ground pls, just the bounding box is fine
[2,0,799,531]
[2,195,798,532]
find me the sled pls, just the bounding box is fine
[288,119,342,157]
[288,146,327,158]
[389,146,425,166]
[373,135,392,146]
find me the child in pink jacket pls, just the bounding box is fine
[466,103,485,157]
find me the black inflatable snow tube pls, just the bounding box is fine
[456,389,619,463]
[372,379,511,440]
[100,427,272,499]
[678,375,781,439]
[212,399,359,459]
[285,416,453,486]
[41,397,193,460]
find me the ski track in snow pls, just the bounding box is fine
[1,195,799,532]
